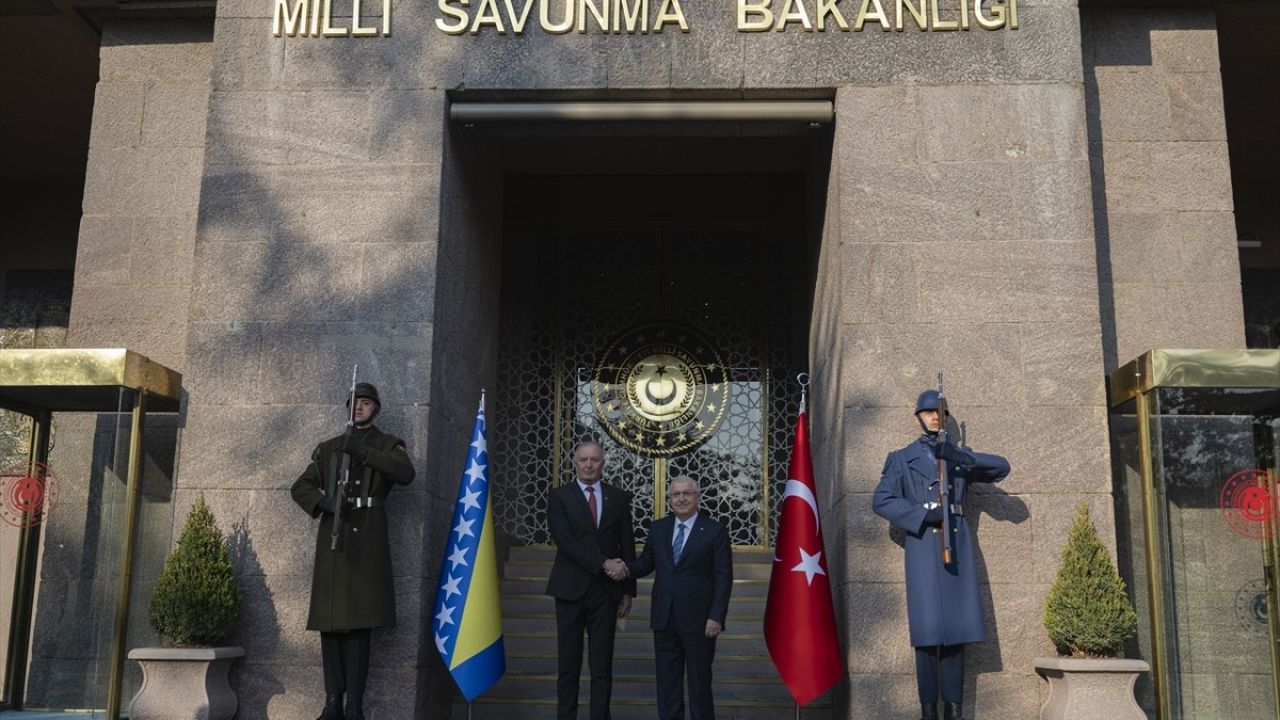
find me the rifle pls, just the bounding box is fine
[330,365,358,551]
[936,372,954,566]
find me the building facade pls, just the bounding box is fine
[0,0,1277,718]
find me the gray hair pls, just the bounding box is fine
[669,475,700,494]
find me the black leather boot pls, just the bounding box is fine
[920,702,938,720]
[942,701,963,720]
[317,694,344,720]
[346,692,365,720]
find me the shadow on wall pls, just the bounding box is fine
[874,411,1029,718]
[227,519,286,709]
[187,9,467,718]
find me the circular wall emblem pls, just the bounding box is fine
[1,461,60,529]
[1219,468,1278,541]
[1235,579,1268,636]
[593,323,729,458]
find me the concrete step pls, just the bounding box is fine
[501,631,768,658]
[506,543,768,566]
[502,557,777,580]
[498,576,773,597]
[504,651,781,676]
[499,592,769,618]
[499,614,764,635]
[452,697,833,720]
[472,546,797,720]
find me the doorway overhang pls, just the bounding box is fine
[449,100,834,124]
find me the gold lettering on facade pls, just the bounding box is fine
[540,0,574,33]
[273,0,1016,35]
[614,0,648,32]
[971,0,1001,28]
[472,0,506,32]
[437,0,470,32]
[816,0,849,30]
[352,0,377,35]
[854,0,890,31]
[273,0,391,36]
[738,0,773,31]
[652,0,688,32]
[579,0,609,32]
[895,0,925,30]
[928,0,958,31]
[273,0,307,35]
[735,0,1012,31]
[776,0,814,30]
[507,0,538,31]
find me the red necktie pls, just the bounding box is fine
[586,485,598,528]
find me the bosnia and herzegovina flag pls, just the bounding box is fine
[432,392,505,700]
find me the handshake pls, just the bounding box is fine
[603,558,629,581]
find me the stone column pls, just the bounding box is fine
[1083,7,1246,370]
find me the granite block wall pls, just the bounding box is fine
[1083,7,1246,371]
[825,72,1105,718]
[39,0,1258,715]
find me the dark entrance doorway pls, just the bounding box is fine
[484,130,831,549]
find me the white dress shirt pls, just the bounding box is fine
[671,511,698,555]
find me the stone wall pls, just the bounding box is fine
[1083,7,1246,371]
[44,0,1259,715]
[26,17,212,709]
[827,67,1111,715]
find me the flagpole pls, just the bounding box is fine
[795,700,801,719]
[797,372,809,414]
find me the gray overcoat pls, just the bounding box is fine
[872,436,1009,647]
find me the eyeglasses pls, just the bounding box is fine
[669,491,697,498]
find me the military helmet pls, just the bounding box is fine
[914,389,943,414]
[348,381,381,408]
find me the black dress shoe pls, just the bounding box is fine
[943,701,963,720]
[921,702,938,720]
[346,692,365,720]
[318,694,344,720]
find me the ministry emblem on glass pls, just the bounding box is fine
[593,323,729,458]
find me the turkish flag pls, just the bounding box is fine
[764,410,843,706]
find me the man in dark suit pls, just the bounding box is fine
[627,475,732,720]
[545,441,637,720]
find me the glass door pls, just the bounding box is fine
[1108,350,1280,720]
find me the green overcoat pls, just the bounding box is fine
[291,425,415,631]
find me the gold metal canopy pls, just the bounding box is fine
[0,348,182,413]
[1108,348,1280,407]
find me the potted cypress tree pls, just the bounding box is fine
[128,495,243,720]
[1034,502,1148,720]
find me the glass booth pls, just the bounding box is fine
[0,349,182,718]
[1108,349,1280,720]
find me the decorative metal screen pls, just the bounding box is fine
[492,228,804,547]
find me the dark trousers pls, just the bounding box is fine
[555,580,619,720]
[915,645,965,704]
[321,629,372,695]
[653,625,717,720]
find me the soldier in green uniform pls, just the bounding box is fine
[291,382,416,720]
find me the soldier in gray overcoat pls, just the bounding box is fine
[872,389,1010,720]
[292,382,415,720]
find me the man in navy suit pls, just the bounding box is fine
[627,475,733,720]
[872,390,1010,720]
[545,441,637,720]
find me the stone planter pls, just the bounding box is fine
[1034,656,1150,720]
[128,646,244,720]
